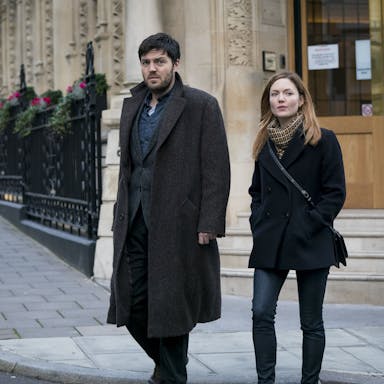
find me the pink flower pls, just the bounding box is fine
[79,81,86,89]
[66,85,73,93]
[0,102,3,109]
[31,97,41,106]
[7,91,21,101]
[30,97,51,108]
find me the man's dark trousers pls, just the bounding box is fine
[125,205,189,383]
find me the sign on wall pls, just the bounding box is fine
[355,40,371,80]
[307,44,339,70]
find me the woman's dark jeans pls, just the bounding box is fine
[252,268,329,384]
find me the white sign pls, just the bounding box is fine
[355,40,371,80]
[308,44,339,70]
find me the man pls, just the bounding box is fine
[107,33,230,384]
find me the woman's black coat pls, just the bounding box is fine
[249,127,346,270]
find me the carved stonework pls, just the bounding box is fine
[44,0,54,89]
[261,0,285,27]
[112,0,124,88]
[79,0,88,73]
[0,3,3,94]
[8,0,17,91]
[24,0,33,85]
[95,0,108,43]
[226,0,253,66]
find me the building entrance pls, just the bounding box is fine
[293,0,384,208]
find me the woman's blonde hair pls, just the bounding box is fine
[252,71,321,159]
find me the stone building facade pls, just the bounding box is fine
[0,0,289,279]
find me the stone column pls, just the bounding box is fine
[222,0,288,226]
[93,0,163,281]
[52,0,81,91]
[33,0,45,93]
[124,0,163,87]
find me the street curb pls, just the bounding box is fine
[0,350,145,384]
[1,350,384,384]
[320,370,384,384]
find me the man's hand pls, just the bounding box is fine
[198,232,217,245]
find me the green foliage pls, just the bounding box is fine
[0,102,11,134]
[1,72,108,138]
[48,96,72,136]
[25,87,37,103]
[95,73,110,95]
[41,89,63,105]
[13,106,38,137]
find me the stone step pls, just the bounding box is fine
[219,248,384,273]
[336,209,384,232]
[220,268,384,305]
[220,228,384,253]
[235,209,384,231]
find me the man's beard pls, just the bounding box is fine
[145,71,174,95]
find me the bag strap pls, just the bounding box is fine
[267,140,315,207]
[267,140,337,235]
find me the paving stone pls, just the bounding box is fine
[2,310,62,321]
[343,345,384,372]
[189,332,253,354]
[74,299,108,309]
[0,319,42,328]
[42,294,102,303]
[0,295,47,304]
[0,328,19,339]
[10,288,64,296]
[191,351,256,380]
[324,346,382,374]
[0,337,86,361]
[58,308,106,319]
[23,301,82,311]
[0,303,27,312]
[0,283,34,290]
[0,290,14,297]
[16,327,81,338]
[28,282,84,289]
[74,335,140,355]
[37,316,101,328]
[76,325,127,336]
[347,327,384,349]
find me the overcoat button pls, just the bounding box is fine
[266,211,271,217]
[285,212,290,217]
[118,214,124,221]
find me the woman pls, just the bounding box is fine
[249,71,346,384]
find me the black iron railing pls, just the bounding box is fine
[0,42,104,239]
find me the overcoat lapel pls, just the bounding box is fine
[155,97,186,151]
[123,74,186,160]
[120,86,147,163]
[280,127,306,169]
[155,76,186,152]
[259,126,306,187]
[258,144,287,188]
[130,114,143,162]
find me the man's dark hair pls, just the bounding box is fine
[138,33,180,63]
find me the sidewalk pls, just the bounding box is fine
[0,215,384,384]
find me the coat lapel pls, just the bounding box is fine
[123,74,186,158]
[155,74,186,152]
[259,143,287,188]
[259,126,306,188]
[280,127,306,169]
[119,86,147,163]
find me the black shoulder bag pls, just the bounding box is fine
[267,141,348,268]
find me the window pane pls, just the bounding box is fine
[307,0,371,116]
